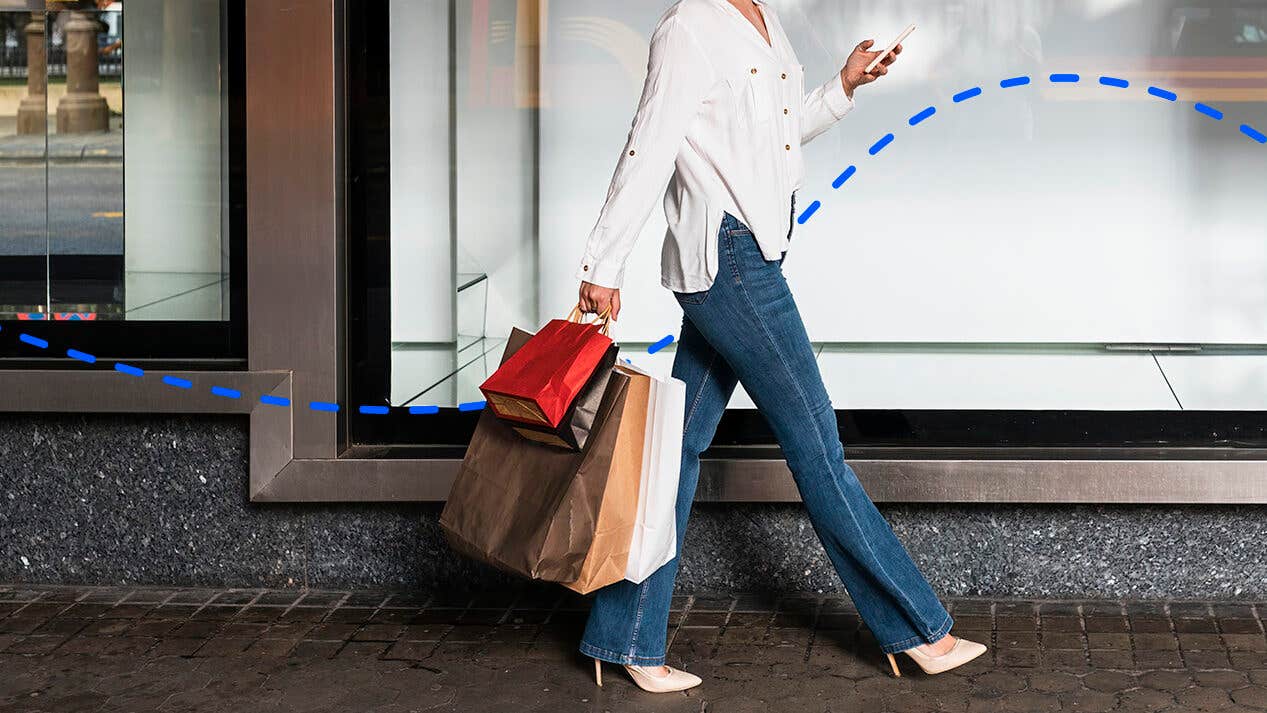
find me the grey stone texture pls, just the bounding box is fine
[2,414,1267,598]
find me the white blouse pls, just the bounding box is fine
[575,0,855,293]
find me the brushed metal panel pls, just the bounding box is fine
[250,457,1267,504]
[246,0,341,459]
[0,370,288,414]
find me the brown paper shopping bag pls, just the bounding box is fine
[439,329,630,582]
[560,365,652,594]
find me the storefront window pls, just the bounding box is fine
[350,0,1267,448]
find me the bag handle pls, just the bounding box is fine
[567,304,612,336]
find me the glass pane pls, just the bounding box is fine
[45,0,227,322]
[0,8,48,319]
[384,0,1267,412]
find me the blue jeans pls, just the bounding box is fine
[579,208,953,665]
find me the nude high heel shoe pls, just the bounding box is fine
[884,637,987,676]
[593,658,702,693]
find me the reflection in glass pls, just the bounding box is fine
[0,9,47,317]
[0,0,227,322]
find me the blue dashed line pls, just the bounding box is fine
[409,405,440,415]
[66,349,95,364]
[115,363,144,377]
[309,401,340,413]
[952,87,982,103]
[1242,124,1267,144]
[359,405,389,415]
[1049,73,1079,83]
[163,376,193,390]
[797,200,821,224]
[1148,86,1177,101]
[260,395,291,407]
[908,106,936,126]
[648,335,675,354]
[1099,76,1129,88]
[211,386,241,399]
[1195,103,1223,121]
[868,133,895,155]
[832,165,856,189]
[458,401,486,412]
[1000,76,1030,88]
[18,334,47,349]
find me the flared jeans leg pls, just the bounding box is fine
[580,211,952,663]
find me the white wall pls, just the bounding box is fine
[390,0,454,343]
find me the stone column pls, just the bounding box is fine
[55,10,110,134]
[15,12,46,136]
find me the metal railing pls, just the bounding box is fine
[0,44,123,80]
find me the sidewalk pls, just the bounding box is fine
[2,584,1265,712]
[0,125,122,162]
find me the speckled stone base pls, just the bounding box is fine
[2,415,1265,598]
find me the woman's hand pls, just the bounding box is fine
[579,281,621,321]
[839,39,902,99]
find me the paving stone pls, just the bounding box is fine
[1175,685,1236,711]
[1136,633,1180,650]
[192,637,254,657]
[1026,670,1081,692]
[1082,670,1137,692]
[5,634,68,655]
[1231,686,1267,710]
[1139,669,1194,691]
[288,639,342,659]
[1043,632,1086,650]
[1116,687,1178,711]
[1088,649,1135,668]
[1225,634,1267,652]
[1057,687,1117,712]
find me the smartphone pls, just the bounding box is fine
[865,24,916,74]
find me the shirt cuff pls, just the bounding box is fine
[823,73,855,119]
[576,252,625,289]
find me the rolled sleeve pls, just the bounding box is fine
[575,14,714,290]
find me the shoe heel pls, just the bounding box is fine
[885,653,901,677]
[594,658,603,687]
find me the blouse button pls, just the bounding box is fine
[784,108,789,114]
[781,72,787,80]
[750,67,758,75]
[583,265,589,271]
[629,150,636,156]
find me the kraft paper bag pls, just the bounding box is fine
[440,329,630,583]
[618,362,686,583]
[560,366,652,594]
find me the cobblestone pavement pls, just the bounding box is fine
[2,585,1266,712]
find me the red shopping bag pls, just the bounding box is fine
[479,307,614,428]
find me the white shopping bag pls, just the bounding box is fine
[615,362,685,583]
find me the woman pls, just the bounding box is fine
[575,0,987,693]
